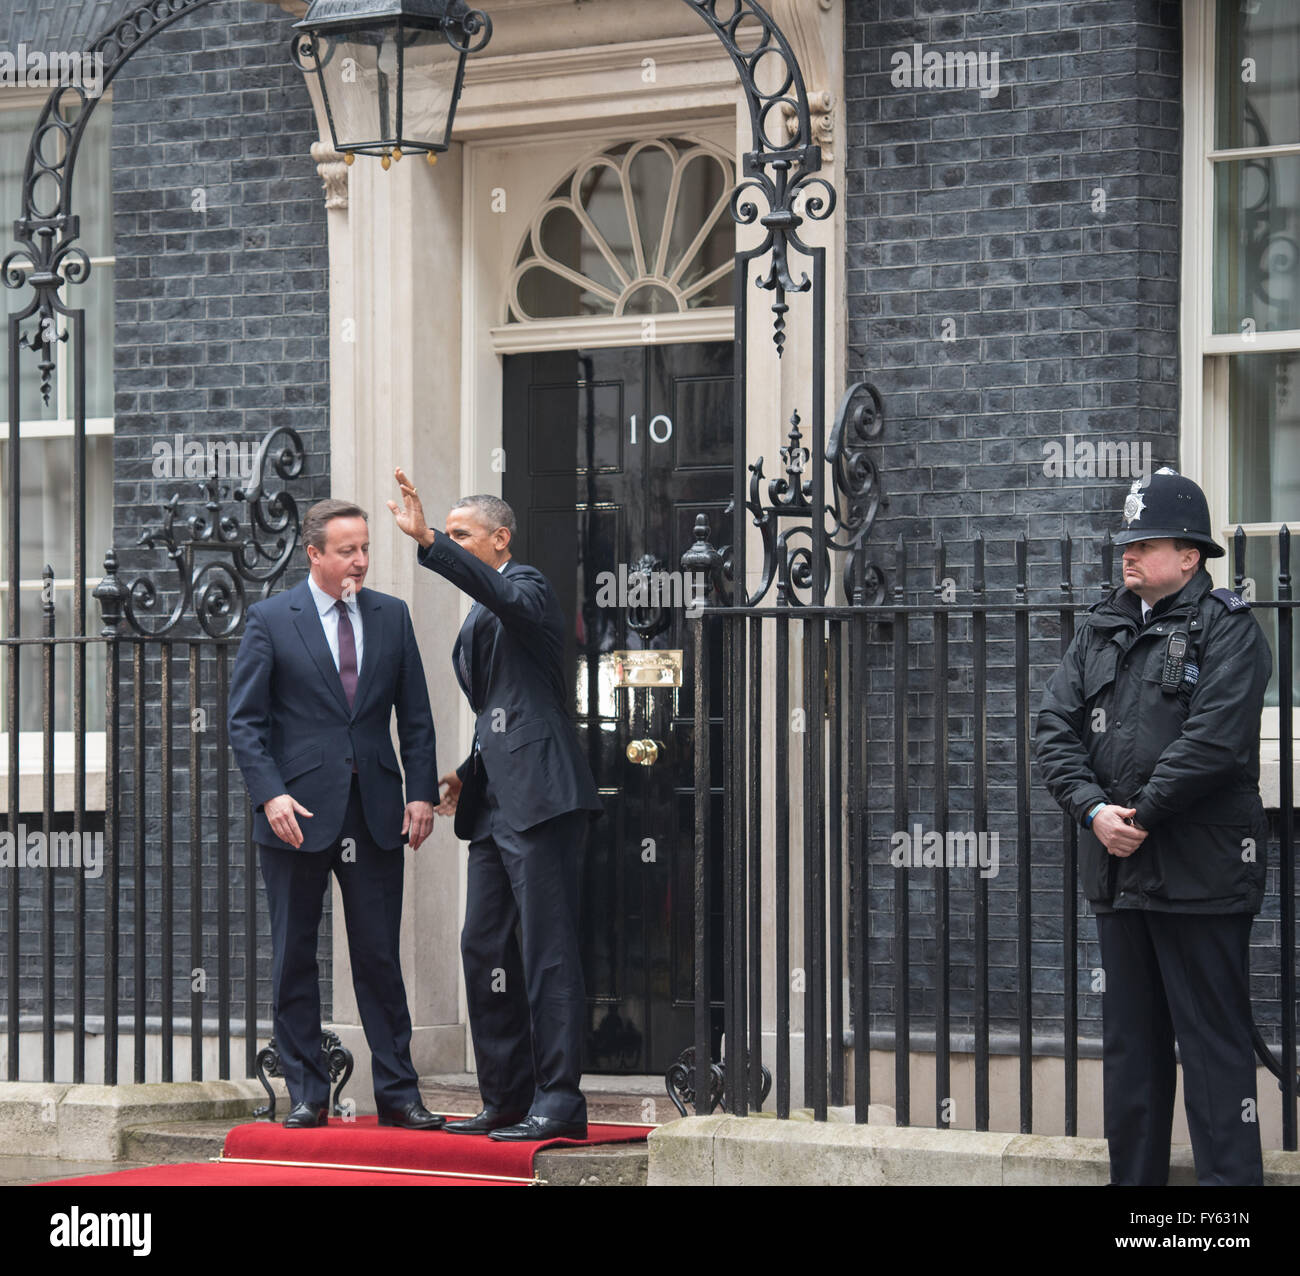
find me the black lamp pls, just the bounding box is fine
[292,0,492,169]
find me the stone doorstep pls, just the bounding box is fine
[0,1073,651,1185]
[0,1080,274,1163]
[119,1116,648,1185]
[648,1114,1300,1187]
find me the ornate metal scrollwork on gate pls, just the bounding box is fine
[826,380,888,605]
[254,1028,354,1122]
[666,1045,772,1118]
[695,382,887,610]
[685,0,836,356]
[94,426,304,638]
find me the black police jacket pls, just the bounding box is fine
[1035,568,1271,914]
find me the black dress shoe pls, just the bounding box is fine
[488,1114,587,1142]
[283,1101,328,1129]
[444,1109,527,1136]
[377,1100,446,1130]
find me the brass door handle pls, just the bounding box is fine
[626,739,663,766]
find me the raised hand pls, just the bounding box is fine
[387,466,434,547]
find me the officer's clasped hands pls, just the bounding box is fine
[1091,804,1147,857]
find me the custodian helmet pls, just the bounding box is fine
[1111,468,1224,558]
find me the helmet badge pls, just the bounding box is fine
[1123,489,1146,526]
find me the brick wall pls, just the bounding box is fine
[106,0,332,1038]
[2,0,332,1046]
[843,0,1188,1051]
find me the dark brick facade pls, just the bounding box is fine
[108,0,331,1030]
[3,0,331,1038]
[844,0,1286,1063]
[845,0,1189,1053]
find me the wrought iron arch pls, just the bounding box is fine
[5,0,226,405]
[3,0,309,642]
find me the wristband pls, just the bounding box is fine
[1084,802,1105,828]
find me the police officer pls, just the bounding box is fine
[1036,468,1271,1186]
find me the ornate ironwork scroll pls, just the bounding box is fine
[666,1045,772,1118]
[826,380,887,605]
[254,1029,354,1122]
[685,0,836,357]
[94,426,305,638]
[728,384,887,609]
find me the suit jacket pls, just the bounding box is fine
[417,529,602,838]
[227,577,438,853]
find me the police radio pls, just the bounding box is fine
[1161,632,1188,695]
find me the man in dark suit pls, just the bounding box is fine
[387,469,602,1141]
[229,498,444,1130]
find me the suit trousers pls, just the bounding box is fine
[259,775,419,1112]
[1096,909,1262,1185]
[462,785,588,1124]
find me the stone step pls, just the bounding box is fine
[122,1096,655,1185]
[417,1074,680,1128]
[123,1117,256,1165]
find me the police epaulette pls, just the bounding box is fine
[1209,587,1251,612]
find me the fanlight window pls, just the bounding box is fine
[508,138,736,322]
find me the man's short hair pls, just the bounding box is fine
[452,494,517,538]
[303,499,368,553]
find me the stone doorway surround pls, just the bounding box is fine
[268,0,846,1105]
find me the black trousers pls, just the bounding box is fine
[461,785,588,1124]
[1096,910,1262,1185]
[258,775,419,1112]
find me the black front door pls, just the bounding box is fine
[503,342,732,1075]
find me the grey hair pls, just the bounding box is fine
[452,494,517,538]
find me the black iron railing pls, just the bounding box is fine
[0,622,271,1084]
[0,424,303,1085]
[683,526,1299,1150]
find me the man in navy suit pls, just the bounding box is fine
[228,499,444,1130]
[388,469,602,1141]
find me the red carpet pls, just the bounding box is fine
[41,1115,654,1187]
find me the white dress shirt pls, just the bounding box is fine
[308,573,363,675]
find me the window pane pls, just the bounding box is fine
[510,139,734,323]
[61,268,114,421]
[0,587,106,732]
[1216,0,1300,150]
[628,145,674,273]
[666,153,730,288]
[0,435,113,580]
[67,99,112,260]
[1227,351,1300,525]
[1213,155,1300,333]
[1234,536,1298,713]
